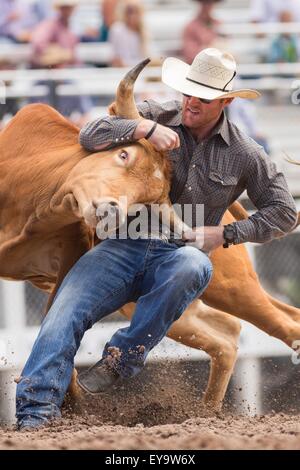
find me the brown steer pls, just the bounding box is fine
[1,60,299,411]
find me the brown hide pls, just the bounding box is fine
[0,104,172,292]
[204,205,300,344]
[0,104,92,290]
[120,201,300,408]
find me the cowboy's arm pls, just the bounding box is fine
[79,100,179,151]
[184,148,297,252]
[232,149,297,244]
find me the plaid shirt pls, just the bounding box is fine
[79,100,297,244]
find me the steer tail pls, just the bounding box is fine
[228,201,248,221]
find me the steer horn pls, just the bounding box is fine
[284,151,300,165]
[114,58,151,119]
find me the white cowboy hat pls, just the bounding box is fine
[162,48,260,100]
[53,0,79,7]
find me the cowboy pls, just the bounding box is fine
[16,48,297,430]
[31,0,79,68]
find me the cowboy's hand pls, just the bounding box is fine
[183,226,225,253]
[134,119,180,151]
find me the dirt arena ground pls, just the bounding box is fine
[1,412,300,450]
[1,361,300,450]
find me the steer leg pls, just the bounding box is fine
[203,243,300,350]
[120,300,241,411]
[167,301,240,411]
[266,293,300,349]
[63,369,84,414]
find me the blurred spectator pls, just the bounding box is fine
[250,0,300,23]
[34,0,54,21]
[109,0,148,67]
[82,0,119,42]
[269,10,299,63]
[0,0,53,43]
[0,0,21,42]
[100,0,119,41]
[182,0,223,64]
[30,0,93,126]
[31,0,79,68]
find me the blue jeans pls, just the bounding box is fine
[16,239,212,428]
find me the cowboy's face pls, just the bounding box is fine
[182,95,233,129]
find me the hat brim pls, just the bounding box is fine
[162,57,260,100]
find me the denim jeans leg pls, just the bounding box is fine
[16,239,148,428]
[103,244,213,378]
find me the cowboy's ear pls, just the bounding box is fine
[108,102,117,116]
[225,97,235,106]
[220,97,234,108]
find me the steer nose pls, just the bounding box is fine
[106,201,119,217]
[95,200,126,239]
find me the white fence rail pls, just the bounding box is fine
[0,64,299,102]
[2,62,300,82]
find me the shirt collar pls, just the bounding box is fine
[210,112,230,146]
[163,101,182,126]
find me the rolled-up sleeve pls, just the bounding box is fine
[233,148,297,244]
[79,116,139,151]
[79,101,154,151]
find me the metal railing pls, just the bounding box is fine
[0,63,299,107]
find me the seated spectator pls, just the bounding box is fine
[182,0,223,65]
[250,0,300,23]
[269,10,299,63]
[100,0,119,42]
[31,0,79,68]
[0,0,52,43]
[81,0,119,43]
[30,0,93,126]
[109,0,148,67]
[0,0,17,42]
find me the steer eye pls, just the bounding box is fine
[119,150,129,161]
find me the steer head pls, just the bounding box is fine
[59,140,170,232]
[51,59,188,238]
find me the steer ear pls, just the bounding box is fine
[108,102,117,116]
[50,185,79,218]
